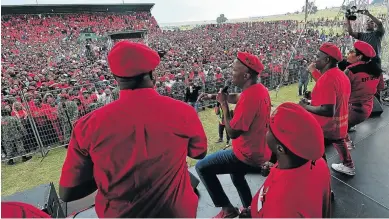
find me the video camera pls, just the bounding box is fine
[345,6,366,21]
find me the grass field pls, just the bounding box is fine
[1,82,315,196]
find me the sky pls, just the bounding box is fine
[1,0,346,24]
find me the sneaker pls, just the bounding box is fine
[331,163,356,176]
[348,126,356,132]
[346,140,355,150]
[213,208,240,218]
[226,141,230,147]
[216,139,223,143]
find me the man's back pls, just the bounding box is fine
[62,89,207,218]
[231,83,272,167]
[311,67,351,139]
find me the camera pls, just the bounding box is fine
[345,6,365,21]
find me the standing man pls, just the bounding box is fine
[346,10,385,68]
[196,52,272,218]
[59,42,208,218]
[301,43,354,176]
[57,94,78,144]
[215,102,231,147]
[249,103,331,218]
[185,80,202,112]
[1,106,32,165]
[298,59,310,96]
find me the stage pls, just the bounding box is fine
[58,106,389,217]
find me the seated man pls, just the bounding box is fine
[343,41,383,149]
[196,52,272,218]
[1,202,51,218]
[247,103,331,218]
[59,42,208,218]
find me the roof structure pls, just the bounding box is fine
[1,3,155,15]
[107,30,148,40]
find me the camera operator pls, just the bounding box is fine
[346,9,385,68]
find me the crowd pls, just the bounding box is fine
[1,10,387,162]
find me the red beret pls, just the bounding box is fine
[319,43,342,62]
[237,52,264,75]
[354,41,376,58]
[108,41,160,78]
[270,102,324,161]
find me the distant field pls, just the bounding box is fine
[171,5,387,30]
[250,5,386,22]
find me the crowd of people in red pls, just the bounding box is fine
[1,10,386,162]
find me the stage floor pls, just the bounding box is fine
[64,106,389,218]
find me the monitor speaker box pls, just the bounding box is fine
[2,182,65,218]
[189,171,200,189]
[370,96,384,117]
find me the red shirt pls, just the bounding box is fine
[311,67,351,140]
[346,61,381,114]
[59,88,207,218]
[1,202,51,218]
[251,159,331,218]
[230,83,272,166]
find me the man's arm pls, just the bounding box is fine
[366,11,385,34]
[204,93,241,104]
[303,104,335,117]
[186,107,208,159]
[346,19,359,39]
[59,121,96,202]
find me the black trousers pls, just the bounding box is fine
[218,123,230,141]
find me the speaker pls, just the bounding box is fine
[189,171,200,189]
[2,182,65,218]
[370,96,384,117]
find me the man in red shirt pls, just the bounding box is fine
[343,41,383,149]
[197,52,272,218]
[248,102,330,218]
[1,202,51,218]
[59,41,208,218]
[301,43,354,176]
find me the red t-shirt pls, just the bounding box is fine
[346,61,381,115]
[251,159,331,218]
[311,67,351,140]
[1,202,51,218]
[230,83,272,166]
[59,88,207,218]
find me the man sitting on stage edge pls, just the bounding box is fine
[196,52,272,218]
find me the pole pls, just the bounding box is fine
[304,0,309,24]
[36,0,38,4]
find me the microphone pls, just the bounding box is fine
[222,80,232,93]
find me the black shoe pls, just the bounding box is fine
[22,156,32,162]
[216,139,223,143]
[7,159,15,165]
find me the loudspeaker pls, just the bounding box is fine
[2,182,65,218]
[370,96,384,117]
[189,171,200,189]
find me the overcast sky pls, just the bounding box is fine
[1,0,346,24]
